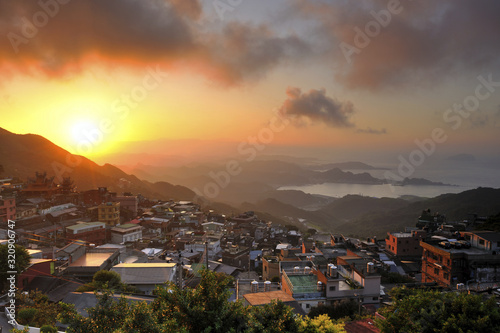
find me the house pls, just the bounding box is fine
[66,222,107,245]
[111,263,177,295]
[114,196,138,216]
[420,231,500,288]
[18,259,54,289]
[98,202,120,226]
[280,258,381,313]
[110,223,143,244]
[243,290,306,316]
[63,248,120,280]
[386,230,425,258]
[222,245,250,270]
[0,196,15,223]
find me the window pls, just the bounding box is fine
[305,304,310,309]
[479,239,485,245]
[329,286,336,291]
[373,297,378,301]
[444,273,449,280]
[434,268,439,275]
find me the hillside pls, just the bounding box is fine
[0,128,195,201]
[334,187,500,238]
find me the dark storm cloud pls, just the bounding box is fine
[0,0,309,84]
[295,0,500,90]
[279,87,355,128]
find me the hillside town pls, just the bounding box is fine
[1,172,500,332]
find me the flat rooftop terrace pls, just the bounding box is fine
[69,252,115,267]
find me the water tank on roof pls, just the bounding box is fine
[317,281,323,291]
[251,280,259,293]
[367,262,375,274]
[304,266,311,274]
[294,266,300,273]
[264,280,271,291]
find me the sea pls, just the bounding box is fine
[278,164,500,199]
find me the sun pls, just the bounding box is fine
[70,120,104,155]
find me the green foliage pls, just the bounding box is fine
[248,300,299,333]
[17,307,38,326]
[298,314,346,333]
[76,269,141,294]
[376,287,500,333]
[60,269,345,333]
[308,299,359,320]
[379,271,415,284]
[40,325,58,333]
[16,290,60,327]
[0,244,31,292]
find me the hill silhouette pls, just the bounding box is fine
[0,128,195,200]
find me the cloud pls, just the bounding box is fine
[356,127,387,135]
[279,87,355,128]
[295,0,500,90]
[0,0,309,85]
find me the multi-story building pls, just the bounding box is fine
[386,230,425,257]
[114,196,138,216]
[98,202,120,226]
[280,259,381,313]
[420,231,500,288]
[66,222,107,245]
[0,196,15,223]
[222,245,250,270]
[111,223,143,244]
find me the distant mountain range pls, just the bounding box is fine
[3,127,497,238]
[0,128,195,201]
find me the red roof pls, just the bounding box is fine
[344,318,380,333]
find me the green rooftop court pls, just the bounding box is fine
[285,274,318,294]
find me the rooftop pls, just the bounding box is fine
[243,290,295,306]
[69,252,115,267]
[66,221,105,231]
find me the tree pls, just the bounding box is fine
[376,287,500,333]
[248,300,299,333]
[308,299,359,320]
[298,314,346,333]
[0,244,30,292]
[16,290,61,327]
[152,269,249,332]
[76,269,140,293]
[59,290,132,333]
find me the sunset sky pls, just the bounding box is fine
[1,0,500,165]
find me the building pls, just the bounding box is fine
[66,222,107,245]
[222,245,250,271]
[0,196,15,223]
[21,172,60,198]
[98,202,120,226]
[114,196,138,216]
[111,263,177,295]
[262,256,280,281]
[280,258,381,313]
[420,231,500,288]
[110,223,143,244]
[63,248,120,280]
[386,230,425,257]
[184,238,221,260]
[18,259,54,289]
